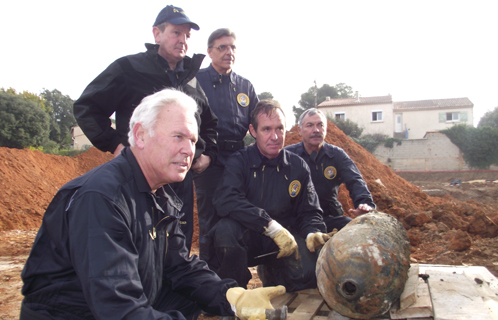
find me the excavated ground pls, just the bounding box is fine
[1,122,497,319]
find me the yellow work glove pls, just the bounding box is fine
[226,285,286,320]
[273,228,299,259]
[306,229,338,252]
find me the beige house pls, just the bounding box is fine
[317,94,474,139]
[71,126,93,150]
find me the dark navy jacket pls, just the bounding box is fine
[196,64,258,165]
[285,142,375,217]
[21,148,235,320]
[213,145,326,238]
[74,44,218,162]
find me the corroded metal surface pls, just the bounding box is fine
[316,211,410,319]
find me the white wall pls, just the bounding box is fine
[399,107,474,139]
[321,103,394,136]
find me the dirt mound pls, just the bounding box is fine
[285,122,498,275]
[1,123,498,275]
[0,147,114,231]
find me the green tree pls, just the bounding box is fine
[478,106,498,128]
[0,91,50,148]
[42,89,76,146]
[329,118,364,139]
[293,83,353,124]
[442,124,498,169]
[1,87,48,112]
[258,92,274,100]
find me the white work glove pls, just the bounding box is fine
[226,285,286,320]
[306,229,338,252]
[264,220,299,259]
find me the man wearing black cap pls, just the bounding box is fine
[73,5,217,251]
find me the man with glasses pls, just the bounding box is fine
[73,5,218,252]
[195,28,259,264]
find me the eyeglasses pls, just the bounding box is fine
[210,45,236,52]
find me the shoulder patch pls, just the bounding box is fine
[289,180,301,198]
[324,166,337,180]
[237,93,250,107]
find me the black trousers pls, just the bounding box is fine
[208,218,320,292]
[193,163,224,262]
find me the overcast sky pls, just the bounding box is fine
[2,0,497,128]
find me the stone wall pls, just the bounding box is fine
[373,131,470,171]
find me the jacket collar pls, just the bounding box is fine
[123,147,152,194]
[144,43,205,76]
[296,141,336,160]
[123,147,182,213]
[206,64,236,85]
[247,144,290,169]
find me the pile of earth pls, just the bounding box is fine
[1,121,498,276]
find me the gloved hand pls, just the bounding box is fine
[306,229,338,252]
[226,285,286,320]
[273,228,299,259]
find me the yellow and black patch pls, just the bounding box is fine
[324,166,337,180]
[237,93,250,107]
[289,180,301,197]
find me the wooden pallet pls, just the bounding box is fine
[270,288,389,320]
[268,264,498,320]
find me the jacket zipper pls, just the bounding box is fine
[260,165,265,200]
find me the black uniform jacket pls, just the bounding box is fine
[213,145,326,238]
[285,142,375,217]
[196,64,259,165]
[21,148,235,320]
[73,44,218,162]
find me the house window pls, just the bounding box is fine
[446,112,460,122]
[335,112,345,120]
[372,110,383,122]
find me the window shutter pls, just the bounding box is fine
[460,111,468,122]
[439,112,446,122]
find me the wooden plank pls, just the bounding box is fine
[288,294,324,320]
[325,310,350,320]
[464,269,498,320]
[390,277,433,319]
[400,263,420,310]
[427,269,493,320]
[271,292,298,308]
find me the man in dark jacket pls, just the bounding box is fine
[208,100,333,292]
[194,28,259,263]
[285,108,375,231]
[73,5,217,251]
[21,89,285,320]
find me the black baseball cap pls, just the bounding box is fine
[153,5,200,30]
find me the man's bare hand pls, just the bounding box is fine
[348,203,372,218]
[191,154,211,174]
[113,144,125,158]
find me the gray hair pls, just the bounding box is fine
[155,22,169,32]
[298,108,327,129]
[128,88,198,147]
[207,28,236,48]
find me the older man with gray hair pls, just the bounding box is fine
[285,108,375,232]
[21,89,284,320]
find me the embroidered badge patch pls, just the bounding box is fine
[289,180,301,198]
[237,93,250,107]
[324,166,337,180]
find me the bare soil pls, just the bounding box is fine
[1,122,498,319]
